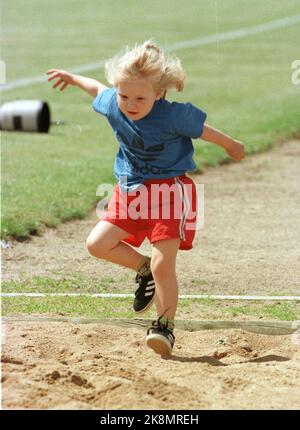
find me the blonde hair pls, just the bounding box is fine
[105,40,185,95]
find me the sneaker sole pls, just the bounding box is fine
[146,333,172,356]
[134,294,155,315]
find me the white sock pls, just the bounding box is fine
[137,256,151,277]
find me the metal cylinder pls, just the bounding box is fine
[0,100,50,132]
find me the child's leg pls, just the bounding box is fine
[151,238,180,321]
[87,220,155,314]
[86,220,146,271]
[146,238,180,355]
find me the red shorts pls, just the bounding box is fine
[101,175,198,250]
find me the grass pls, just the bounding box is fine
[1,0,300,239]
[179,298,300,321]
[1,275,298,297]
[1,275,120,294]
[1,297,136,319]
[2,296,299,321]
[2,278,299,321]
[225,303,299,321]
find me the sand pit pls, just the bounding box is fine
[1,319,300,409]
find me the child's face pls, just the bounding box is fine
[117,78,162,121]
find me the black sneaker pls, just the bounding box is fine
[133,272,155,314]
[146,316,175,356]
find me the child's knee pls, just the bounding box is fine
[85,237,98,257]
[85,234,107,258]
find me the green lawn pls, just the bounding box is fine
[1,0,300,239]
[2,276,299,321]
[2,295,299,321]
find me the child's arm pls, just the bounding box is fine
[200,123,245,161]
[46,69,108,97]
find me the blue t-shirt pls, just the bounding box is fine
[92,88,207,191]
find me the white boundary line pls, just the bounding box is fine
[1,293,300,301]
[1,14,300,92]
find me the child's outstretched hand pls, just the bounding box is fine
[46,69,76,91]
[226,139,245,161]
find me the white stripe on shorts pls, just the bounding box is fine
[174,177,190,241]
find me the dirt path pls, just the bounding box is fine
[2,140,300,409]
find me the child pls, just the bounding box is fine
[46,40,244,356]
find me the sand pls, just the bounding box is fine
[2,320,300,409]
